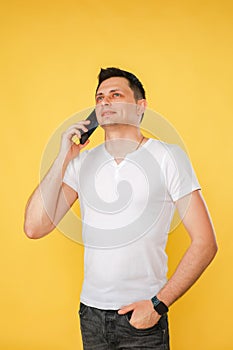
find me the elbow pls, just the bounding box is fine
[193,235,218,268]
[24,225,39,239]
[205,237,218,265]
[24,222,54,239]
[24,223,40,239]
[211,239,218,260]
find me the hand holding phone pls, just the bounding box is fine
[72,109,98,145]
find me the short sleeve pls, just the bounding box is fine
[63,150,89,193]
[164,144,201,202]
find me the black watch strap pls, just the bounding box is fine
[151,296,169,315]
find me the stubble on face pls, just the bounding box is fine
[95,77,140,128]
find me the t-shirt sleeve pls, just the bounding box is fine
[63,148,91,193]
[62,157,79,193]
[164,144,201,202]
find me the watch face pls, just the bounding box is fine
[151,296,169,315]
[152,297,160,307]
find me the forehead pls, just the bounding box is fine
[96,77,132,94]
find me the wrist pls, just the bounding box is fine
[151,295,169,316]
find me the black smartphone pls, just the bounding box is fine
[79,109,99,144]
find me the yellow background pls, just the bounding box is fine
[0,0,232,349]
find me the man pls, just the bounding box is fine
[24,67,217,349]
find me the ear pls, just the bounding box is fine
[136,99,147,116]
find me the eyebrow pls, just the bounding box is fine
[95,89,123,97]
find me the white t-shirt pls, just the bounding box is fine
[63,138,201,309]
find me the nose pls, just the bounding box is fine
[101,95,111,105]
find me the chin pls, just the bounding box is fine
[100,119,118,126]
[101,123,117,129]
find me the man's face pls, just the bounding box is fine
[95,77,145,128]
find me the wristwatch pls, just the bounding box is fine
[151,296,169,315]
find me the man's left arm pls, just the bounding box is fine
[118,190,218,328]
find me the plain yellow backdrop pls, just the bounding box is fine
[0,0,232,349]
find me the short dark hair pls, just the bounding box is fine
[96,67,146,101]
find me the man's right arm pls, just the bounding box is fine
[24,120,90,239]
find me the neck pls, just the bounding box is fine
[104,124,142,142]
[102,124,146,162]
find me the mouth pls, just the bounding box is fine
[101,110,116,117]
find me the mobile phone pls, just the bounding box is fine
[72,109,99,145]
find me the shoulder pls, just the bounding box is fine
[147,138,184,152]
[146,139,187,160]
[70,143,105,167]
[67,149,90,170]
[146,139,195,173]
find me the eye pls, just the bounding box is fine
[96,96,103,103]
[112,92,121,98]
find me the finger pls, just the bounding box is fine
[73,120,90,127]
[76,124,89,132]
[118,304,135,314]
[68,124,88,135]
[79,139,90,149]
[66,121,90,135]
[70,130,81,140]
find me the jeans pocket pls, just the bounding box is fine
[78,302,89,318]
[124,312,160,333]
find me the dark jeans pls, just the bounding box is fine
[78,302,170,350]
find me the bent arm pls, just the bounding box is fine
[118,189,218,328]
[157,189,218,307]
[24,120,90,239]
[24,154,78,239]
